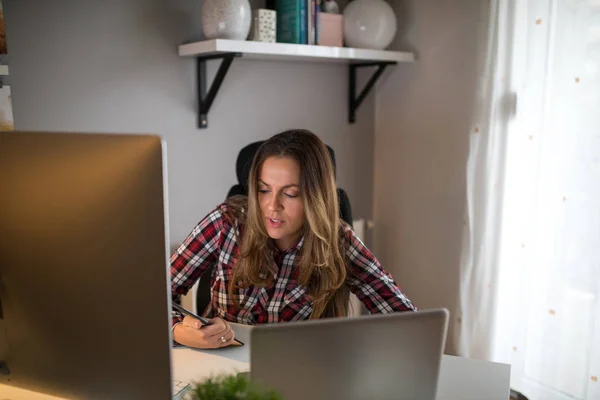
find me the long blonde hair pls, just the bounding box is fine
[226,129,349,319]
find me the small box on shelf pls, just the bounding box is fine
[249,9,276,43]
[318,13,343,47]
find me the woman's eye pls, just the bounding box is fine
[284,193,298,198]
[258,189,270,194]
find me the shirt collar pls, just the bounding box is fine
[272,235,304,255]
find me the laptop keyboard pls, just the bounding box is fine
[172,379,191,399]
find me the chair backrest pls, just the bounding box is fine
[195,141,354,315]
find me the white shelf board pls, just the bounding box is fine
[179,39,415,64]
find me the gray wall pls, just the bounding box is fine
[374,0,486,355]
[3,0,374,248]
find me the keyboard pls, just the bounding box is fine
[172,379,191,400]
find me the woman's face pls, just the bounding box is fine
[258,156,305,251]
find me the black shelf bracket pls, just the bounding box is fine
[349,61,397,124]
[197,52,241,129]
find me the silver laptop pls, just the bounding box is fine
[0,132,186,399]
[250,308,449,400]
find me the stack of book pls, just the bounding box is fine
[276,0,323,45]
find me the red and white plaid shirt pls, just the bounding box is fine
[171,203,416,328]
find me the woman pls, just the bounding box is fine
[171,129,416,349]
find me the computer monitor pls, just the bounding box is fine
[0,131,174,399]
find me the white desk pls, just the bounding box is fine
[172,324,512,400]
[1,324,511,400]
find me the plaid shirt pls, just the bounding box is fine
[171,204,416,327]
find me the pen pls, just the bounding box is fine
[172,302,244,346]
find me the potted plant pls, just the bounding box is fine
[191,372,283,400]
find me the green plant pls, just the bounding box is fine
[191,372,283,400]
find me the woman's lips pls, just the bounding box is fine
[267,217,284,228]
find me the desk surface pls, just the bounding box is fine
[172,324,512,400]
[1,324,510,400]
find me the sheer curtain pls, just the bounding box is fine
[457,1,600,399]
[455,0,517,360]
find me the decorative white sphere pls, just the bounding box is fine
[202,0,251,41]
[343,0,397,50]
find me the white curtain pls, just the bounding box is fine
[455,0,516,360]
[457,1,600,399]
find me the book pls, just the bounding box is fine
[300,0,307,44]
[308,0,315,45]
[314,0,321,45]
[276,0,302,44]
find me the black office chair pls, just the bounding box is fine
[510,389,529,400]
[195,141,354,315]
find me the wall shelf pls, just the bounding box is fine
[178,39,415,128]
[179,39,415,63]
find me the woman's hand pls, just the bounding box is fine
[173,316,237,349]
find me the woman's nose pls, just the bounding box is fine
[268,194,283,211]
